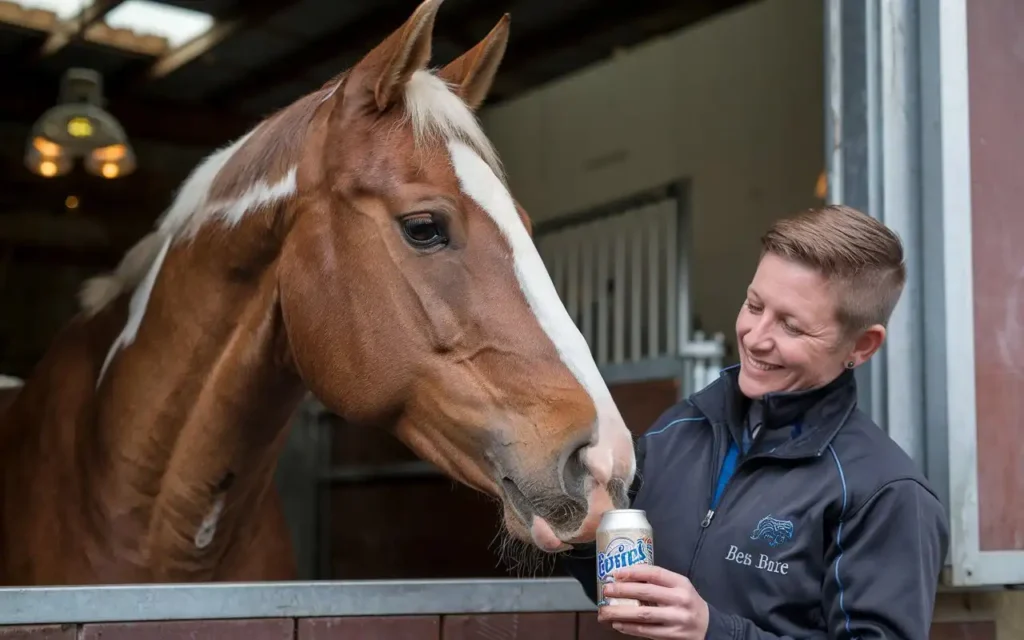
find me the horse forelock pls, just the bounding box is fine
[402,69,505,184]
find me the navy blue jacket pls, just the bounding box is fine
[561,365,949,639]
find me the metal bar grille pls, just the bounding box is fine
[536,197,682,367]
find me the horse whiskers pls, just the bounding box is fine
[490,524,556,578]
[478,498,554,578]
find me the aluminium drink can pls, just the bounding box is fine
[595,508,654,606]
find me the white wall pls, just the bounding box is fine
[481,0,824,352]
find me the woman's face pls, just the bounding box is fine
[734,252,883,398]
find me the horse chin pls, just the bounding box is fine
[528,516,573,553]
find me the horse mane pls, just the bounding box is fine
[78,68,502,318]
[0,375,23,389]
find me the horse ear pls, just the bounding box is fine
[437,13,510,110]
[348,0,444,111]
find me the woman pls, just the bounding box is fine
[560,205,949,639]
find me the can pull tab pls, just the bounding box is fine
[701,509,715,528]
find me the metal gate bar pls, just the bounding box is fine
[0,578,595,625]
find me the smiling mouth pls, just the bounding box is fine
[744,351,783,372]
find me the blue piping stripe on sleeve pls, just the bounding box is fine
[827,444,854,637]
[643,417,706,438]
[711,441,739,510]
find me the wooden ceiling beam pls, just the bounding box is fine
[147,19,247,80]
[39,0,126,57]
[147,0,303,80]
[206,2,425,105]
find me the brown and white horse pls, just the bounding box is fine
[0,0,635,586]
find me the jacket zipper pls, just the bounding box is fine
[687,437,773,578]
[686,426,730,576]
[701,446,740,528]
[702,424,759,527]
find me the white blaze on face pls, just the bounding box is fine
[446,139,636,485]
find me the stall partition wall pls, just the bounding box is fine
[825,0,1024,591]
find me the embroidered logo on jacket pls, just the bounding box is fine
[749,515,794,547]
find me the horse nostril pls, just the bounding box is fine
[502,477,533,519]
[559,441,590,497]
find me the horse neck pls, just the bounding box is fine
[91,229,307,580]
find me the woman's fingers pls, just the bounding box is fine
[609,621,672,639]
[598,603,682,626]
[612,565,689,588]
[602,581,683,607]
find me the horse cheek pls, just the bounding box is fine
[277,234,410,426]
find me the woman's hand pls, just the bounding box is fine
[598,565,710,639]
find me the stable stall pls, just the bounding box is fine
[0,0,1021,637]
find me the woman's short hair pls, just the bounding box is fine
[760,205,906,334]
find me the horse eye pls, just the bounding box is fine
[401,214,448,250]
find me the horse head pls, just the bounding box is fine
[74,0,635,562]
[276,0,635,552]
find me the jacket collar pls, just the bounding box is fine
[689,365,858,458]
